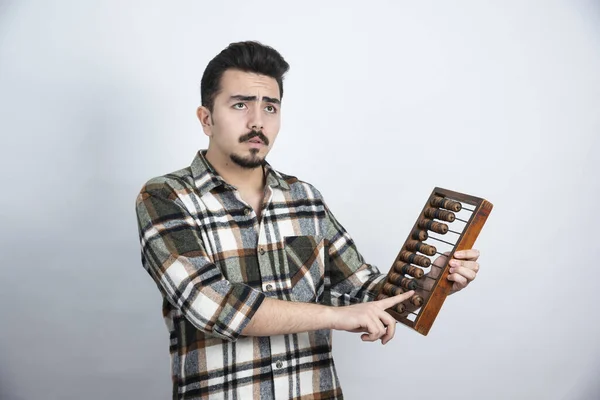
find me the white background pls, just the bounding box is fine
[1,1,599,399]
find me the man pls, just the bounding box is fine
[135,41,480,399]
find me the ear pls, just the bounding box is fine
[196,106,213,137]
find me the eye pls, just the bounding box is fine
[265,105,278,114]
[232,103,246,110]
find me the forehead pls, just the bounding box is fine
[218,69,280,99]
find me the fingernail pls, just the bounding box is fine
[455,251,463,257]
[450,260,459,267]
[449,268,455,273]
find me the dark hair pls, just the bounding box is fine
[200,41,290,112]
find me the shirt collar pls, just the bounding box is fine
[190,150,290,196]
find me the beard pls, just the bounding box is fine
[230,148,265,169]
[230,130,270,169]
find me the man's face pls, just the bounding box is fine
[200,69,281,169]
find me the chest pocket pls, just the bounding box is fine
[284,235,328,303]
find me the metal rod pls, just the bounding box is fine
[428,236,456,247]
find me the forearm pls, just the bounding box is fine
[241,290,415,345]
[241,298,334,336]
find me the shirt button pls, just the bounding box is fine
[275,360,283,369]
[265,284,273,291]
[258,247,265,255]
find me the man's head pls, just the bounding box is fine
[197,41,290,169]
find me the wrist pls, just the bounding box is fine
[320,304,338,330]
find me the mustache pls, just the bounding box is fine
[239,130,269,146]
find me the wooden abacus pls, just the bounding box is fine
[376,187,493,336]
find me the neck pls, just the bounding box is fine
[205,148,265,193]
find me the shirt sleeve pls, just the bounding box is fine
[135,181,265,342]
[321,198,387,307]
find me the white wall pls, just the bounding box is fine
[1,1,599,399]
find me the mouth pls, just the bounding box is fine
[246,138,264,145]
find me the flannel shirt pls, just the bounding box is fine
[135,150,386,399]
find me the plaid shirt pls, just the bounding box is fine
[135,150,386,399]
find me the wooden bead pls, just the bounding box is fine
[399,250,431,268]
[424,207,456,222]
[383,282,404,297]
[430,196,462,212]
[394,262,424,278]
[405,240,437,256]
[412,229,428,241]
[401,278,418,291]
[418,218,449,234]
[388,271,403,285]
[388,272,418,290]
[410,295,424,307]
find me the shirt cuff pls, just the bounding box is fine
[213,283,266,341]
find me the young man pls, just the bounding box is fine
[135,41,481,399]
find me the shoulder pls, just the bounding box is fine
[273,168,327,202]
[136,165,194,200]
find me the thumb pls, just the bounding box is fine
[376,290,415,310]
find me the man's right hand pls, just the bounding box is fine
[329,291,414,345]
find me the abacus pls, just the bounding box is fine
[376,187,493,336]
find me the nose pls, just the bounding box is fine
[247,104,264,131]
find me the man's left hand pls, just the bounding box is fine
[445,249,480,294]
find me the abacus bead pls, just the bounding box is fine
[393,262,424,278]
[430,196,462,212]
[399,250,431,267]
[424,207,456,222]
[412,230,428,241]
[418,218,449,234]
[383,282,404,297]
[405,240,437,256]
[410,295,424,307]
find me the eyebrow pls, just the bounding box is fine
[229,95,281,104]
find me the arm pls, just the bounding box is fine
[135,182,266,342]
[242,291,414,344]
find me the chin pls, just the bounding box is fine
[230,150,266,169]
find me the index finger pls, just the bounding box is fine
[376,290,415,310]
